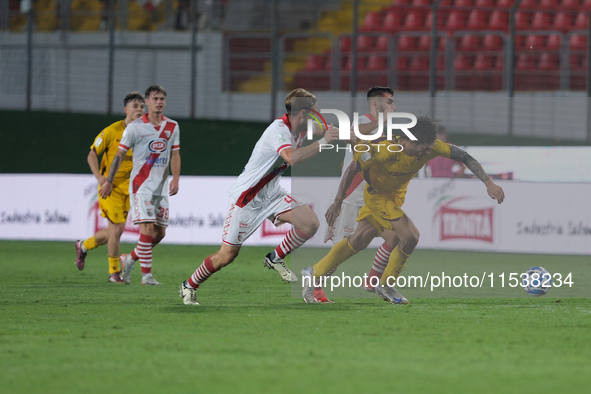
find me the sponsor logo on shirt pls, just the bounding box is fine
[149,139,168,153]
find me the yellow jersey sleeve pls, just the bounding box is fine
[91,121,133,189]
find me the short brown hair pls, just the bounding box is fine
[145,85,167,99]
[123,91,144,106]
[285,88,316,115]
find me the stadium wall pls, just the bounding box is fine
[1,174,590,255]
[1,32,590,141]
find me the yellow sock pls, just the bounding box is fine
[108,256,121,274]
[313,238,359,277]
[381,246,411,286]
[83,237,98,251]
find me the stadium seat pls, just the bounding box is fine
[445,10,467,30]
[530,12,552,30]
[488,10,508,30]
[361,11,383,32]
[539,0,559,8]
[574,13,588,29]
[466,9,489,30]
[454,54,474,70]
[375,35,390,52]
[402,11,425,31]
[454,0,473,8]
[538,53,560,70]
[552,13,573,31]
[514,34,525,49]
[392,0,411,5]
[397,35,417,52]
[570,54,585,70]
[340,36,352,53]
[515,12,531,30]
[324,55,332,71]
[343,56,367,71]
[518,0,538,9]
[417,35,446,51]
[494,54,505,70]
[545,34,561,50]
[397,55,410,71]
[482,34,503,50]
[515,53,536,70]
[304,55,325,71]
[495,0,513,8]
[411,0,431,6]
[383,11,404,34]
[474,54,495,70]
[410,55,429,70]
[569,34,586,51]
[458,34,480,51]
[367,55,388,71]
[357,35,375,52]
[562,0,581,9]
[581,0,591,9]
[474,0,494,8]
[525,34,546,50]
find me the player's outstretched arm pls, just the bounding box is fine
[325,161,358,225]
[87,148,106,185]
[284,124,339,166]
[99,149,126,199]
[449,145,505,204]
[169,149,180,196]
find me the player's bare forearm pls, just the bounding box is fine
[106,154,122,184]
[335,161,358,203]
[87,149,103,182]
[169,150,181,196]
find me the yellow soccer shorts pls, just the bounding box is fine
[98,184,130,224]
[357,189,405,235]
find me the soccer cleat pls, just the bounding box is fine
[313,287,335,303]
[301,266,316,303]
[375,284,409,305]
[362,284,376,293]
[263,253,297,283]
[74,240,87,271]
[178,281,199,305]
[120,254,134,285]
[141,274,161,286]
[108,272,124,283]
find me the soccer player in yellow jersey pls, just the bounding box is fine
[302,115,505,304]
[74,92,145,283]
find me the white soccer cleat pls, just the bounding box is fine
[375,284,409,305]
[120,254,134,285]
[301,266,316,303]
[179,281,199,305]
[264,253,297,283]
[141,274,161,286]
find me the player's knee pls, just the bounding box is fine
[406,228,420,248]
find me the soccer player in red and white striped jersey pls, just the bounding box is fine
[178,88,339,306]
[100,85,181,286]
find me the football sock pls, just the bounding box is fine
[130,249,139,261]
[82,237,98,252]
[381,245,411,286]
[313,238,358,277]
[133,233,153,275]
[366,242,393,286]
[108,256,121,274]
[315,267,336,290]
[274,227,312,260]
[187,256,219,289]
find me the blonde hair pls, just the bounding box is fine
[285,88,316,115]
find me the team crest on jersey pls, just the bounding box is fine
[149,139,168,153]
[165,129,171,138]
[238,232,246,242]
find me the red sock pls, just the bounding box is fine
[366,242,393,287]
[132,233,153,274]
[275,227,312,259]
[187,256,219,288]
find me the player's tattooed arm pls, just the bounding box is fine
[449,145,505,204]
[99,149,126,199]
[107,155,121,183]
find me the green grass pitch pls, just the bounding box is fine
[1,240,590,393]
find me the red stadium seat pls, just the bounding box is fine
[343,56,367,71]
[458,34,480,51]
[474,54,495,70]
[402,11,425,31]
[538,53,560,70]
[340,36,352,52]
[495,0,513,8]
[466,9,489,30]
[514,35,525,50]
[410,55,429,70]
[392,0,411,5]
[367,55,388,71]
[482,34,503,50]
[397,35,417,52]
[445,10,467,30]
[530,12,552,30]
[474,0,494,8]
[397,56,410,71]
[361,11,383,32]
[357,36,375,52]
[416,35,446,51]
[411,0,431,6]
[574,13,588,29]
[515,53,536,70]
[525,34,545,50]
[569,34,586,51]
[518,0,538,9]
[515,12,530,30]
[545,34,561,50]
[454,54,474,70]
[581,0,591,9]
[488,10,508,30]
[324,55,332,71]
[304,55,324,71]
[539,0,559,9]
[494,55,505,70]
[552,12,572,31]
[454,0,473,7]
[562,0,581,9]
[375,35,390,52]
[382,11,404,34]
[570,54,585,70]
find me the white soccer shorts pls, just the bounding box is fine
[130,193,169,227]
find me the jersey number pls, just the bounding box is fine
[157,207,169,220]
